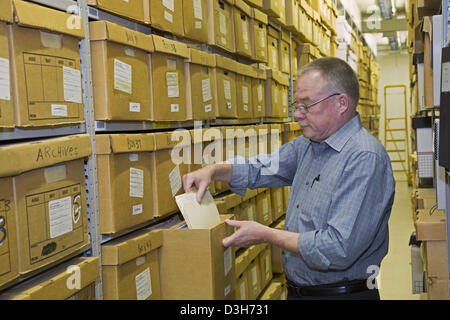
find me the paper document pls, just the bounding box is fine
[175,191,221,229]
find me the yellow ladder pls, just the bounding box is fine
[384,85,411,184]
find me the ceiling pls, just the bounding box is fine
[353,0,409,54]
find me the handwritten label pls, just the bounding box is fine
[36,145,79,162]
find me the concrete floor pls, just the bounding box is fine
[379,181,421,300]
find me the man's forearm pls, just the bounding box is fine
[263,227,300,255]
[211,163,233,183]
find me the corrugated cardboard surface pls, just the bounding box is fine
[0,177,19,289]
[0,21,14,128]
[0,257,99,300]
[233,0,252,58]
[9,1,85,127]
[90,21,152,121]
[183,0,209,43]
[213,55,238,118]
[259,281,282,299]
[13,158,90,275]
[251,9,268,63]
[101,229,162,300]
[87,0,150,24]
[207,0,235,53]
[96,134,155,234]
[159,215,235,299]
[236,73,254,119]
[259,244,272,290]
[424,240,448,279]
[148,0,183,37]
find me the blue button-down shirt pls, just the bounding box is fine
[229,113,395,286]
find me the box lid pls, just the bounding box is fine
[252,8,268,24]
[89,20,154,53]
[12,0,85,39]
[234,62,257,77]
[0,0,13,23]
[187,48,216,67]
[153,131,191,151]
[253,66,267,80]
[151,34,189,59]
[235,250,249,277]
[0,134,92,178]
[214,54,238,73]
[234,0,252,17]
[102,229,163,266]
[0,257,99,300]
[267,69,290,86]
[95,133,155,155]
[415,209,446,241]
[215,193,242,213]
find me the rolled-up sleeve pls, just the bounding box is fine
[297,151,395,271]
[229,140,301,197]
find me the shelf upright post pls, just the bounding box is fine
[77,0,103,299]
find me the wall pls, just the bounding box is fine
[376,51,411,181]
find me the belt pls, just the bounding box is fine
[287,279,370,297]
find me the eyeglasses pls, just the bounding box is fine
[291,93,341,114]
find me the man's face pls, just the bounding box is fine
[294,70,341,142]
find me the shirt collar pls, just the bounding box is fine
[323,112,362,152]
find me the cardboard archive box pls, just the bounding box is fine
[101,229,162,300]
[265,70,290,118]
[269,123,284,153]
[258,280,283,300]
[148,0,184,37]
[267,26,280,71]
[183,0,209,43]
[285,0,299,34]
[184,48,216,120]
[89,21,154,121]
[250,8,268,63]
[235,256,250,299]
[87,0,150,24]
[244,0,262,8]
[95,134,155,235]
[247,247,263,299]
[149,35,189,121]
[235,64,256,119]
[282,122,302,143]
[274,0,286,26]
[206,0,235,53]
[0,257,99,300]
[256,189,273,226]
[252,67,267,118]
[262,0,281,18]
[271,187,285,222]
[8,0,85,128]
[0,177,18,289]
[256,123,270,155]
[213,54,238,118]
[0,0,14,128]
[150,131,190,217]
[298,0,314,44]
[258,244,273,290]
[239,197,258,222]
[271,218,285,273]
[159,215,235,299]
[233,0,253,59]
[0,134,92,276]
[280,31,291,75]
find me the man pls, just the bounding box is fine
[182,57,395,300]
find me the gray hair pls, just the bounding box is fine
[298,57,360,109]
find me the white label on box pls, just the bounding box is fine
[219,12,227,35]
[130,168,144,198]
[272,49,277,68]
[223,80,231,100]
[221,36,227,45]
[129,153,139,162]
[49,196,73,238]
[164,10,173,22]
[0,58,10,101]
[442,62,450,92]
[259,31,265,48]
[202,78,212,102]
[171,104,179,112]
[284,54,289,70]
[166,72,179,98]
[244,104,248,112]
[262,198,268,215]
[132,204,143,215]
[129,102,141,113]
[251,266,257,286]
[226,101,232,109]
[248,206,254,221]
[162,0,174,11]
[125,46,136,57]
[193,0,203,20]
[257,105,262,112]
[257,85,263,102]
[277,191,282,212]
[244,43,249,50]
[242,86,249,104]
[136,255,146,267]
[265,255,270,279]
[282,92,287,106]
[51,104,68,117]
[169,165,182,196]
[242,21,248,42]
[114,59,132,94]
[195,21,202,29]
[135,268,152,300]
[63,66,82,103]
[240,281,246,299]
[224,284,231,297]
[224,247,232,276]
[274,88,278,104]
[205,104,212,112]
[167,58,177,70]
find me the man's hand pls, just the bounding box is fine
[182,166,214,203]
[222,219,270,247]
